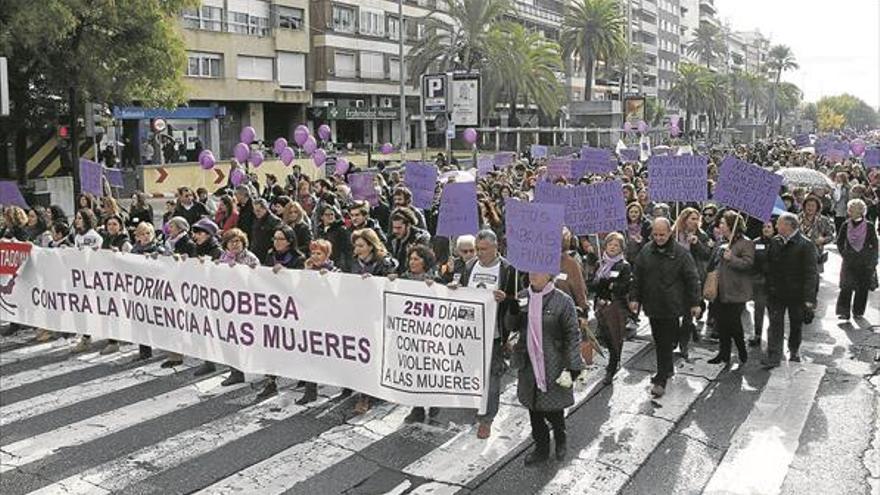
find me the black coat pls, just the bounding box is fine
[630,240,701,318]
[589,259,632,303]
[194,238,223,260]
[173,202,209,228]
[237,200,256,237]
[751,235,773,285]
[349,254,397,276]
[318,220,353,273]
[250,212,283,264]
[126,205,154,231]
[765,232,819,305]
[289,221,312,255]
[460,256,519,342]
[836,220,878,291]
[172,233,196,257]
[265,249,306,269]
[389,226,431,274]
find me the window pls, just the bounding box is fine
[227,11,249,34]
[388,16,400,41]
[276,6,304,30]
[277,52,306,89]
[359,52,384,79]
[227,0,270,37]
[389,57,401,81]
[237,55,274,81]
[332,5,356,33]
[360,8,385,37]
[335,51,356,78]
[248,14,270,36]
[186,52,223,78]
[182,6,223,31]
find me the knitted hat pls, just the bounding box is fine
[192,218,219,237]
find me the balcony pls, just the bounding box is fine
[641,41,659,56]
[639,0,658,15]
[640,20,658,35]
[514,1,563,25]
[699,0,717,15]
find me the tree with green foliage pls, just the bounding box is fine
[686,23,726,69]
[765,44,799,133]
[561,0,625,101]
[0,0,197,180]
[668,63,711,140]
[816,94,880,130]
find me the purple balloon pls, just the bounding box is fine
[250,151,264,168]
[280,146,295,166]
[294,125,310,147]
[240,126,256,145]
[303,136,317,154]
[670,125,681,137]
[233,142,250,163]
[851,139,866,156]
[313,148,327,167]
[198,150,215,170]
[637,120,649,133]
[463,127,478,145]
[380,142,393,154]
[273,137,288,155]
[623,121,633,133]
[230,167,245,187]
[318,124,331,141]
[335,157,350,175]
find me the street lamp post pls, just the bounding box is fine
[398,0,407,161]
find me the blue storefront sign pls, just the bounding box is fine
[113,106,225,120]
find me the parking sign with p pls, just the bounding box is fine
[422,74,447,114]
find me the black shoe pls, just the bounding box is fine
[339,388,353,399]
[0,323,21,337]
[555,438,567,461]
[256,381,277,401]
[524,449,549,466]
[295,384,318,405]
[602,369,616,385]
[707,355,729,365]
[137,348,153,361]
[738,351,748,364]
[404,407,426,423]
[427,407,440,418]
[221,370,245,386]
[193,362,216,377]
[748,338,761,347]
[761,360,779,370]
[789,353,801,362]
[691,327,701,342]
[837,314,849,320]
[160,359,182,369]
[294,380,307,389]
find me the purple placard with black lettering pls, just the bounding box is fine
[348,172,379,207]
[531,144,548,159]
[864,148,880,168]
[794,134,811,148]
[547,157,572,179]
[404,161,438,209]
[494,152,516,168]
[0,181,29,208]
[714,156,783,221]
[436,182,479,237]
[618,148,640,163]
[647,155,708,202]
[477,156,495,176]
[579,146,616,174]
[103,167,124,188]
[505,199,563,274]
[567,180,627,235]
[79,158,103,197]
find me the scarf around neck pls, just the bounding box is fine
[527,282,556,393]
[847,219,867,252]
[595,252,624,280]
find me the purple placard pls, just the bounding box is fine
[714,156,783,222]
[647,155,708,202]
[0,181,29,208]
[404,161,438,209]
[547,157,572,179]
[505,199,563,274]
[531,144,548,159]
[477,156,495,176]
[348,172,379,207]
[103,167,124,188]
[579,146,616,174]
[79,158,103,197]
[618,148,640,163]
[864,148,880,168]
[794,134,811,148]
[436,182,479,237]
[568,180,627,235]
[494,152,516,168]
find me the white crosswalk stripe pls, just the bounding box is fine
[0,348,138,390]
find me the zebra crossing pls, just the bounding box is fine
[1,261,877,494]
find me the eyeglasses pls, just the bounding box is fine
[702,212,715,217]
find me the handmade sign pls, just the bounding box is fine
[505,199,563,274]
[647,155,708,202]
[404,162,438,209]
[0,181,29,209]
[530,144,548,159]
[436,182,479,237]
[547,157,572,179]
[348,172,379,207]
[79,159,103,197]
[714,156,783,221]
[535,181,626,235]
[579,147,615,174]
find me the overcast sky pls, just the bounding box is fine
[715,0,880,109]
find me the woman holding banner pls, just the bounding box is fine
[513,272,582,465]
[71,208,104,353]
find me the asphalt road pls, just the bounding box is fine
[0,248,877,495]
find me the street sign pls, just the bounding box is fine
[0,57,9,117]
[446,124,456,140]
[434,114,448,131]
[451,73,480,127]
[422,74,447,114]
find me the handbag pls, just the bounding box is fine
[703,270,719,301]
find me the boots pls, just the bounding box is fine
[295,382,318,405]
[193,362,216,376]
[221,369,245,386]
[72,336,91,353]
[524,448,549,466]
[256,377,277,401]
[554,433,567,461]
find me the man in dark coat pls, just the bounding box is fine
[388,208,431,274]
[347,201,387,247]
[250,198,283,263]
[172,187,210,227]
[762,212,818,367]
[235,185,256,237]
[629,217,701,398]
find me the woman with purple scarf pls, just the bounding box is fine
[589,233,633,385]
[835,199,878,320]
[512,272,582,466]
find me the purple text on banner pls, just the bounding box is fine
[103,167,124,188]
[436,182,479,237]
[864,148,880,168]
[477,156,495,176]
[647,155,708,202]
[348,172,379,207]
[494,152,516,168]
[714,156,783,222]
[531,144,548,159]
[547,157,572,179]
[0,181,29,209]
[79,159,103,197]
[505,199,563,274]
[579,146,616,174]
[404,161,438,209]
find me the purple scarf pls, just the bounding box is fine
[595,252,624,280]
[847,219,867,252]
[627,221,642,239]
[527,282,556,393]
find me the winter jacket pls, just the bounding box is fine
[630,240,701,318]
[765,231,819,305]
[836,220,878,291]
[389,226,431,275]
[716,236,755,304]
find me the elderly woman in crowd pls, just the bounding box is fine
[281,200,313,254]
[590,232,632,385]
[835,199,878,320]
[799,194,835,276]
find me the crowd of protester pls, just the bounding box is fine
[1,133,878,465]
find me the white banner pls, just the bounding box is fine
[2,246,497,411]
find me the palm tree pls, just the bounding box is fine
[686,23,726,69]
[668,63,711,140]
[741,70,768,120]
[406,0,512,80]
[774,82,802,133]
[613,43,647,97]
[704,73,732,140]
[561,0,625,101]
[485,23,564,126]
[765,44,799,134]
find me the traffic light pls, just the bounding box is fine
[57,125,71,140]
[84,102,108,137]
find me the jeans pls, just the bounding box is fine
[477,338,504,423]
[767,300,804,364]
[716,302,747,362]
[649,318,678,387]
[528,409,565,454]
[836,286,868,318]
